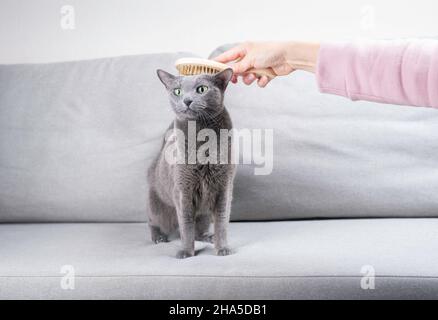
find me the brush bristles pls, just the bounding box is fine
[176,64,222,76]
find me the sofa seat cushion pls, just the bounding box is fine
[1,219,437,299]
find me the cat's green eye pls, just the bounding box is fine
[173,88,182,96]
[196,85,208,94]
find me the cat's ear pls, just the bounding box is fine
[157,69,176,88]
[214,68,233,91]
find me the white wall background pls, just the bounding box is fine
[0,0,437,64]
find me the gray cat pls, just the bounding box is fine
[147,68,236,259]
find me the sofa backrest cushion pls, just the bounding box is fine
[0,54,184,222]
[2,52,438,222]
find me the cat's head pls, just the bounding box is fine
[156,68,233,120]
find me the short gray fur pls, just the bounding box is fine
[148,69,236,258]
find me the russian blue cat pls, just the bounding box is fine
[147,68,236,259]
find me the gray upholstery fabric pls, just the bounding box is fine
[2,52,438,222]
[210,44,438,220]
[0,53,191,222]
[225,73,438,220]
[1,219,437,299]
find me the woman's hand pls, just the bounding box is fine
[213,41,320,87]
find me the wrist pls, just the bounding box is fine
[284,41,320,73]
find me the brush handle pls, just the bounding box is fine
[231,57,276,79]
[243,67,276,79]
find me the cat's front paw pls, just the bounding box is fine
[150,226,169,244]
[216,247,233,256]
[176,250,194,259]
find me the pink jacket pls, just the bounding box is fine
[316,40,438,108]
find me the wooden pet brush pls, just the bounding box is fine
[175,57,276,79]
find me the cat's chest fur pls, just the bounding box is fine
[178,163,229,187]
[171,112,234,209]
[175,152,233,210]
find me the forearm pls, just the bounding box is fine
[316,40,438,108]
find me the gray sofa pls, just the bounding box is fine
[1,49,438,299]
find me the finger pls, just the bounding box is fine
[242,73,256,85]
[213,45,245,63]
[257,75,270,88]
[232,57,252,75]
[231,75,238,84]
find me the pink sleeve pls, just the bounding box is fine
[316,40,438,108]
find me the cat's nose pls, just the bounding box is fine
[184,98,193,107]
